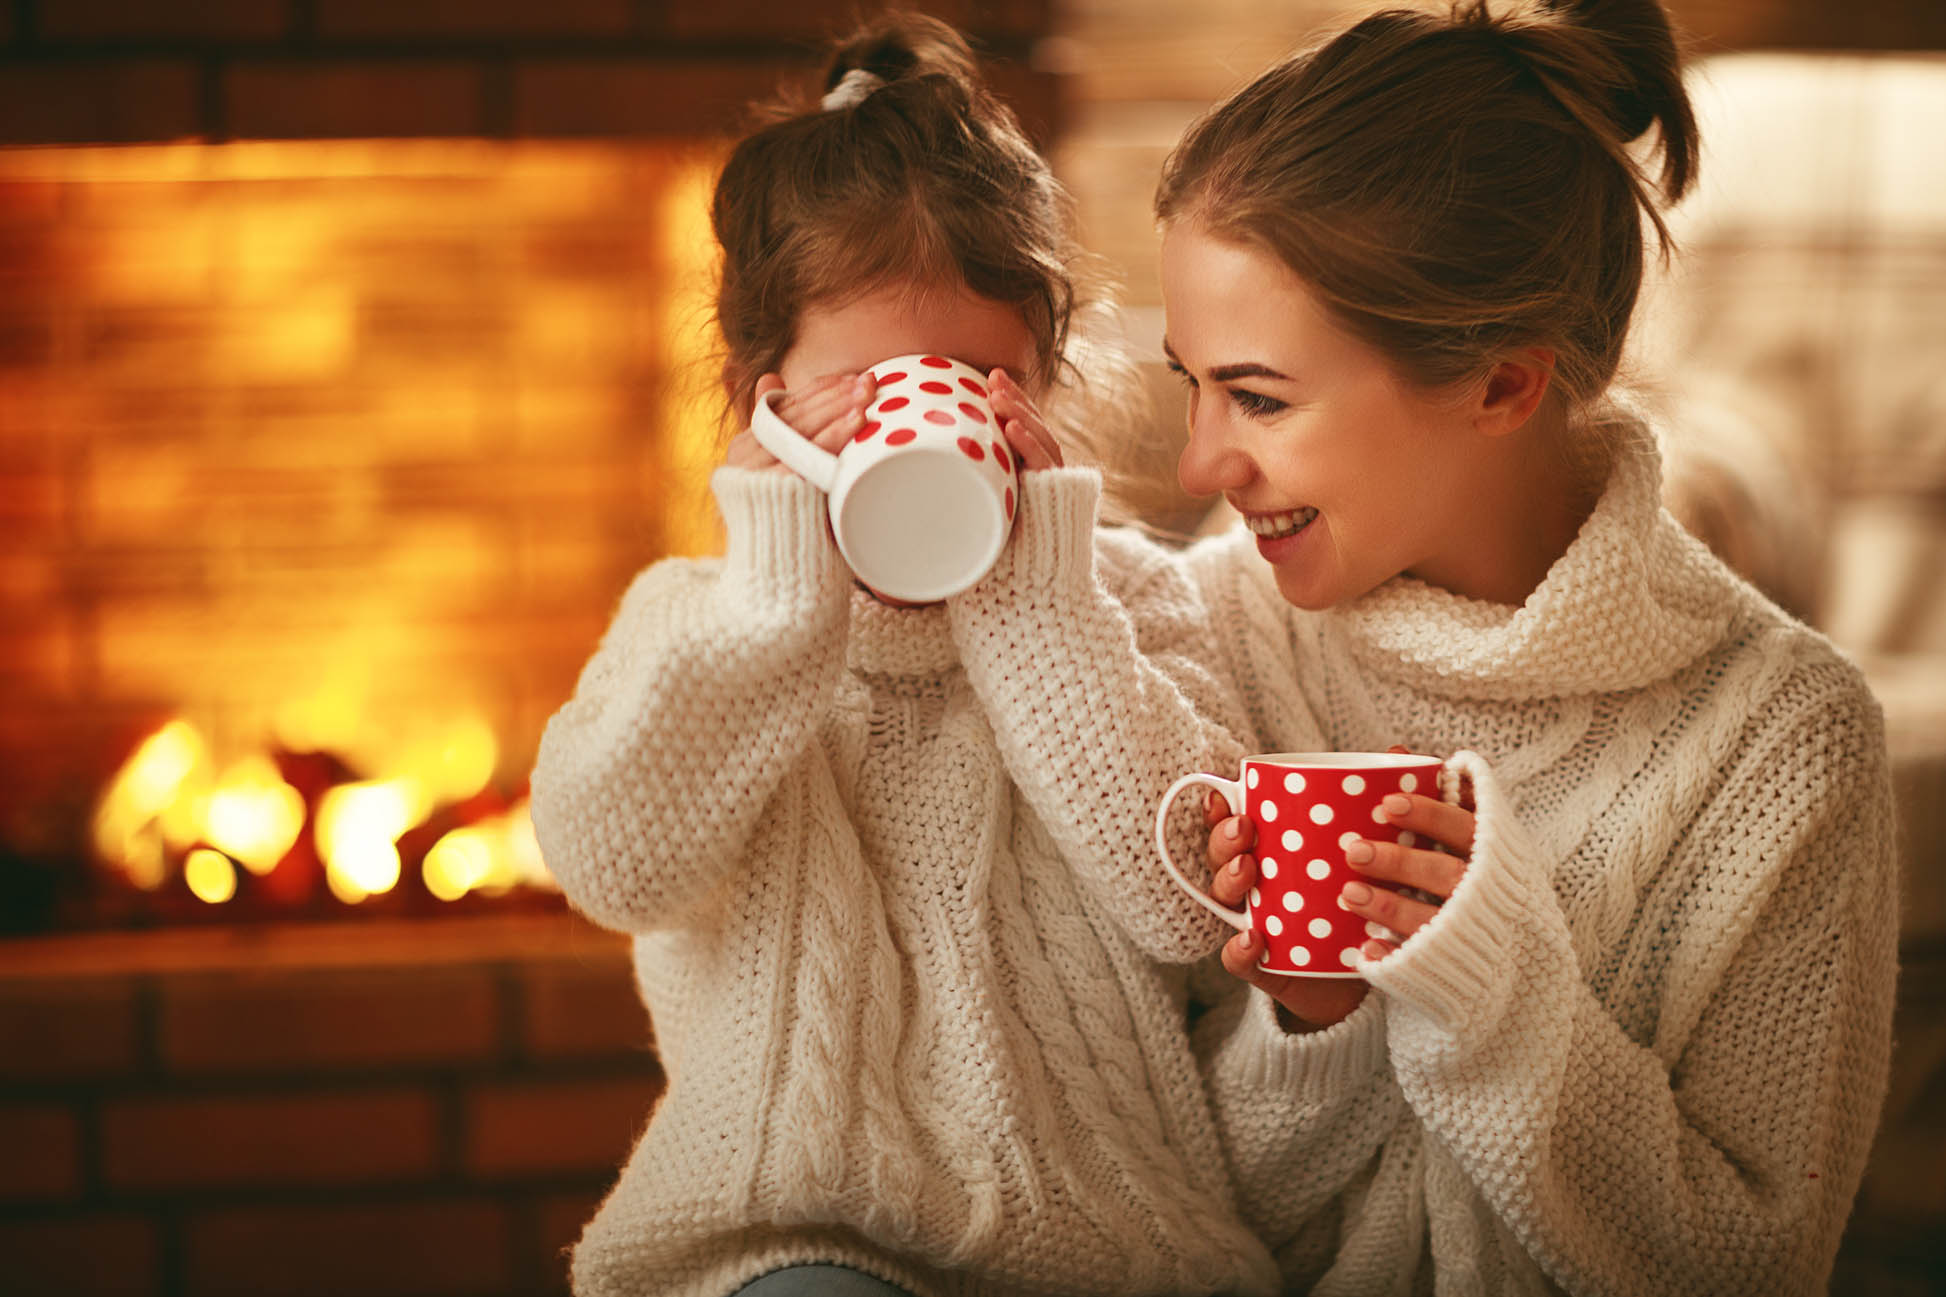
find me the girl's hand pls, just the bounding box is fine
[1205,791,1371,1031]
[726,372,876,472]
[989,368,1062,471]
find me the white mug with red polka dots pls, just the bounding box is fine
[750,353,1017,603]
[1155,752,1450,977]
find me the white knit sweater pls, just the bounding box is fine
[530,466,1281,1297]
[1179,433,1899,1296]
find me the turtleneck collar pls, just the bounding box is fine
[844,585,961,678]
[1327,433,1736,701]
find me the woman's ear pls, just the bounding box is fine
[1475,347,1555,437]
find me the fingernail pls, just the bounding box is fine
[1226,858,1244,878]
[1345,839,1375,865]
[1342,881,1373,905]
[1383,794,1411,816]
[1222,818,1242,841]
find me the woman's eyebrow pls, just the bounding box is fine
[1160,339,1290,383]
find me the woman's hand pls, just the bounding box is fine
[1339,784,1475,962]
[1206,753,1478,1031]
[725,372,876,472]
[1206,792,1370,1030]
[989,368,1062,471]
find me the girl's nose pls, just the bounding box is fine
[1176,410,1254,500]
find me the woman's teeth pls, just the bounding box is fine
[1245,507,1317,540]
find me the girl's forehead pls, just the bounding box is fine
[788,280,1043,387]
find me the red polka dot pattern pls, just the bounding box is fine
[919,381,952,395]
[958,402,987,424]
[877,371,907,386]
[991,440,1008,468]
[878,396,909,412]
[959,377,986,398]
[923,409,954,426]
[855,422,880,442]
[920,355,951,368]
[885,428,916,446]
[958,436,985,461]
[1004,487,1014,519]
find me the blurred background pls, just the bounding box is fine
[0,1,1941,1294]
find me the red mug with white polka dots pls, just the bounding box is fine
[1156,752,1449,977]
[750,353,1017,603]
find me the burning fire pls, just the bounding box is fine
[91,712,552,910]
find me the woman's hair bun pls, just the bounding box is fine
[1530,0,1695,195]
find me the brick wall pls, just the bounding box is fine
[0,0,1059,144]
[0,911,660,1297]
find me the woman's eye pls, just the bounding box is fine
[1166,359,1197,389]
[1232,389,1286,417]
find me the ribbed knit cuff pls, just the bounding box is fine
[1362,751,1553,1044]
[711,466,849,611]
[968,467,1101,597]
[1215,985,1390,1099]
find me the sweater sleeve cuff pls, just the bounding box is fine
[1211,985,1391,1098]
[711,466,849,608]
[971,467,1101,595]
[1361,751,1554,1042]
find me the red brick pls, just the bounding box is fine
[225,62,485,139]
[0,1104,82,1201]
[318,0,633,39]
[512,58,802,137]
[185,1199,515,1297]
[518,958,650,1060]
[660,0,1052,40]
[0,62,200,144]
[464,1076,659,1178]
[0,976,140,1081]
[532,1191,603,1295]
[0,1214,161,1297]
[158,965,499,1074]
[102,1088,440,1190]
[40,0,289,41]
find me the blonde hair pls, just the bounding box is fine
[1156,0,1698,467]
[710,11,1140,502]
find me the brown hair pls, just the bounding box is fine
[1155,0,1698,448]
[711,11,1120,433]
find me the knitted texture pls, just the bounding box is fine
[530,465,1279,1297]
[1181,434,1899,1296]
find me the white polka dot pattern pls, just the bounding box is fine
[1232,754,1444,976]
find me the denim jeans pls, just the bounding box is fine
[732,1264,913,1297]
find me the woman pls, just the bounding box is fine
[1142,1,1898,1291]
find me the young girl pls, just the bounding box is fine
[529,15,1278,1297]
[1145,1,1898,1292]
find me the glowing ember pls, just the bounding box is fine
[89,712,555,914]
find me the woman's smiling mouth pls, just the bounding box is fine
[1242,506,1318,540]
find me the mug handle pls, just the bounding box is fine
[1154,771,1251,932]
[748,388,840,492]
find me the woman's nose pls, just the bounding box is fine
[1176,409,1254,499]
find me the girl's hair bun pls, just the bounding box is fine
[823,11,980,99]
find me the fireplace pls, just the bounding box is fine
[0,137,735,933]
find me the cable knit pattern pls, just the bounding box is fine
[531,465,1278,1297]
[1181,433,1899,1295]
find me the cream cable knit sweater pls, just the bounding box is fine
[530,466,1280,1297]
[1178,433,1899,1296]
